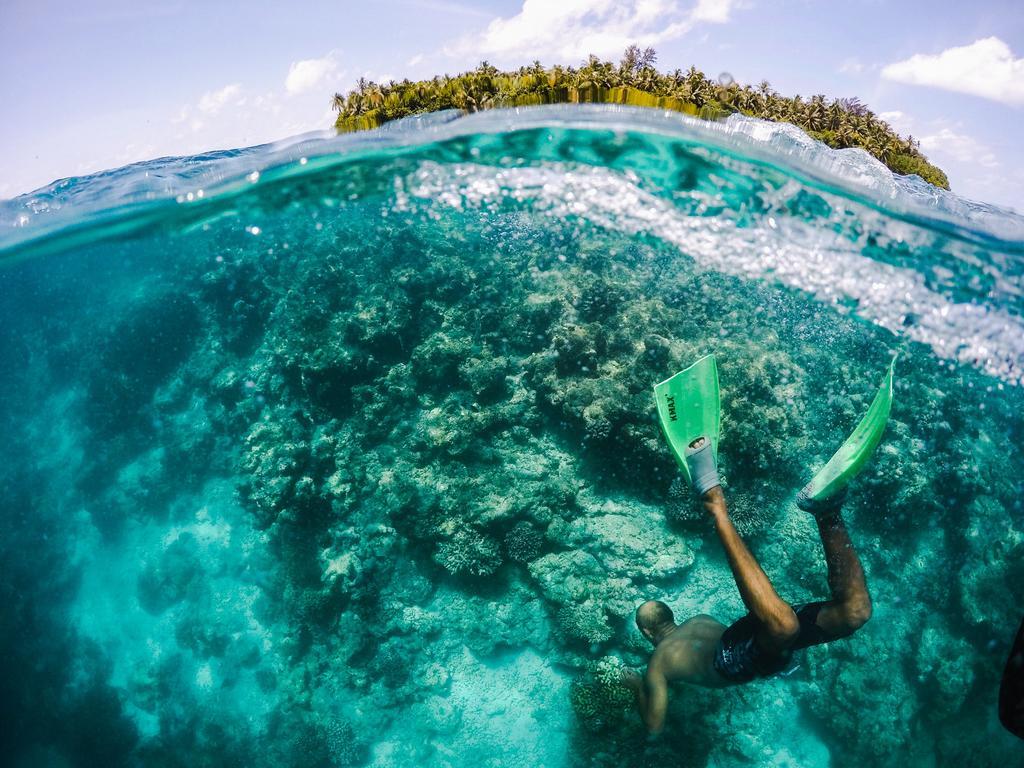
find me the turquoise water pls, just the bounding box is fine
[1,105,1023,767]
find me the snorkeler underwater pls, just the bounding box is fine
[625,356,889,732]
[2,2,1023,767]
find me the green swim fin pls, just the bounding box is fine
[801,357,897,502]
[653,355,720,484]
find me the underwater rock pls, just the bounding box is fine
[557,601,614,646]
[414,661,451,692]
[84,288,201,439]
[959,495,1024,628]
[717,342,809,499]
[695,677,830,768]
[529,550,607,606]
[414,694,462,736]
[174,593,232,658]
[458,352,513,400]
[557,492,695,583]
[237,408,315,529]
[136,533,203,614]
[89,447,169,534]
[915,621,975,718]
[411,330,473,385]
[856,417,939,531]
[805,621,928,764]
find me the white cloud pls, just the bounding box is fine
[881,37,1024,106]
[877,110,911,134]
[692,0,733,23]
[853,109,1021,208]
[839,57,863,75]
[446,0,738,64]
[198,83,244,114]
[918,127,999,169]
[285,51,343,95]
[875,110,998,170]
[160,60,341,158]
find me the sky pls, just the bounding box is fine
[1,0,1023,211]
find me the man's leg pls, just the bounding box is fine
[702,486,799,653]
[807,509,872,637]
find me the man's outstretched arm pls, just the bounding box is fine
[624,666,668,734]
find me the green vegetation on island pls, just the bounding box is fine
[332,46,949,189]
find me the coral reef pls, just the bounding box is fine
[558,602,614,646]
[503,521,544,563]
[433,528,503,577]
[2,120,1022,768]
[959,494,1024,627]
[570,656,635,731]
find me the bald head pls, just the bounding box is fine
[636,600,675,633]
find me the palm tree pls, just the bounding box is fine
[835,123,856,146]
[805,97,827,131]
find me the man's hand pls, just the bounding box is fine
[620,668,642,693]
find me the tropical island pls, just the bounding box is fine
[332,46,949,189]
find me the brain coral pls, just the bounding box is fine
[504,521,544,563]
[570,656,635,731]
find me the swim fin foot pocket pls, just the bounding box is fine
[684,439,721,495]
[796,485,847,516]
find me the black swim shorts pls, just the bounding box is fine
[713,602,834,683]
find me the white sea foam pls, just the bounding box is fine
[402,159,1024,385]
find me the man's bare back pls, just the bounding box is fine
[647,615,733,689]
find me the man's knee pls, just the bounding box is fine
[840,595,872,634]
[766,607,801,644]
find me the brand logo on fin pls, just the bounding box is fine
[665,394,677,422]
